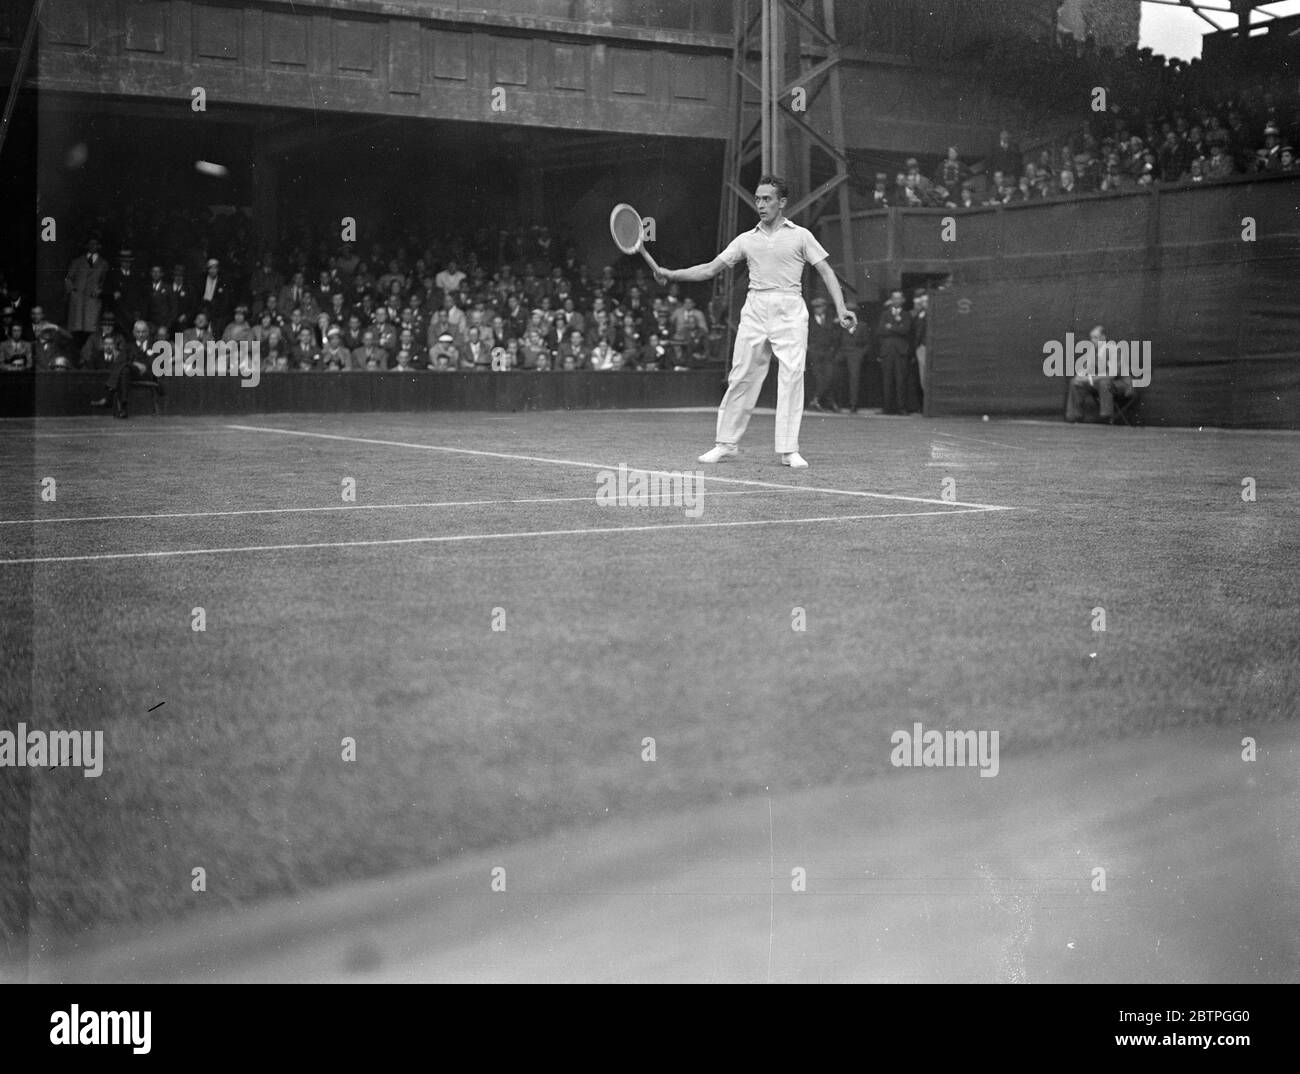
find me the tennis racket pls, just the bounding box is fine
[609,202,661,275]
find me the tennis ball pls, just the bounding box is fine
[982,415,989,422]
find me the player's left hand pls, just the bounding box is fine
[838,311,857,331]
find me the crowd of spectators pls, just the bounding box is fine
[869,32,1299,210]
[2,216,723,378]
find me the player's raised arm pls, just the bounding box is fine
[813,257,857,331]
[655,255,730,286]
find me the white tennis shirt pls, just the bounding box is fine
[718,218,829,294]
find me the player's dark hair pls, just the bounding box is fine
[757,174,789,200]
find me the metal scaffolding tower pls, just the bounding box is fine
[714,0,857,356]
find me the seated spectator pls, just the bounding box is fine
[1055,169,1077,196]
[354,330,389,371]
[461,326,491,370]
[283,307,309,345]
[428,331,460,370]
[292,326,321,371]
[557,329,588,370]
[618,315,642,363]
[320,326,354,370]
[407,292,429,342]
[81,313,120,369]
[1100,152,1132,192]
[279,269,312,320]
[1205,143,1236,180]
[870,173,890,209]
[435,259,466,295]
[483,314,510,348]
[589,338,617,371]
[440,291,466,337]
[1158,130,1189,183]
[1,322,33,371]
[517,329,548,370]
[1259,123,1283,172]
[429,349,456,372]
[396,327,419,361]
[903,157,937,205]
[1065,324,1136,423]
[35,322,73,370]
[223,305,253,343]
[251,310,279,344]
[988,129,1022,179]
[371,307,398,354]
[1022,162,1048,198]
[340,313,365,351]
[261,326,286,368]
[983,170,1006,205]
[1073,149,1101,192]
[1123,135,1147,177]
[1136,152,1158,187]
[90,321,157,419]
[1281,146,1297,173]
[260,293,286,330]
[313,311,335,348]
[249,257,281,312]
[637,334,668,371]
[327,291,348,326]
[1186,157,1207,183]
[392,348,418,372]
[935,147,969,195]
[86,334,129,416]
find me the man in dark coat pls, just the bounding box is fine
[144,263,174,332]
[805,295,843,412]
[106,248,147,328]
[841,304,873,413]
[876,288,913,415]
[168,264,195,332]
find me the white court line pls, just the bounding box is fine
[0,488,797,527]
[225,423,1017,512]
[0,428,224,440]
[0,508,999,566]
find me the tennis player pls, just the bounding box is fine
[654,175,856,468]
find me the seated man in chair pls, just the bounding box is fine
[91,319,163,418]
[1065,324,1136,424]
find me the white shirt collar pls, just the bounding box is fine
[753,218,797,234]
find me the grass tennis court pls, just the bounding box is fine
[2,408,1297,952]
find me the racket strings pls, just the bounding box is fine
[610,205,643,253]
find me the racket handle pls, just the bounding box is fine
[638,246,660,273]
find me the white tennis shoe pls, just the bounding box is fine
[698,444,739,463]
[781,452,808,469]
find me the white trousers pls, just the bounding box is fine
[715,291,807,454]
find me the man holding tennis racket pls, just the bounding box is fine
[642,176,855,468]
